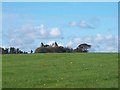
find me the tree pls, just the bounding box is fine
[19,50,23,54]
[31,50,33,53]
[23,51,28,54]
[2,48,5,54]
[4,48,9,54]
[41,42,44,47]
[35,47,50,53]
[16,48,19,54]
[76,43,91,52]
[10,47,16,54]
[35,42,91,53]
[0,47,2,54]
[0,47,9,54]
[64,47,73,52]
[54,42,58,47]
[0,47,5,54]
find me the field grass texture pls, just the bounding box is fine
[2,53,118,88]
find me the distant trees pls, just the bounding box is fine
[35,42,91,53]
[55,42,58,47]
[0,47,2,54]
[10,47,16,54]
[74,43,91,52]
[31,50,33,53]
[0,47,9,54]
[35,42,73,53]
[0,42,91,54]
[0,47,28,54]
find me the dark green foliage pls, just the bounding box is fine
[35,47,50,53]
[16,48,19,54]
[0,47,9,54]
[31,50,33,53]
[0,47,2,54]
[41,42,44,47]
[0,42,91,54]
[10,47,16,54]
[4,48,9,54]
[55,42,58,47]
[65,47,73,52]
[35,46,72,53]
[0,47,28,54]
[35,42,91,53]
[74,43,91,52]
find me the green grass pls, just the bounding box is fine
[2,53,118,88]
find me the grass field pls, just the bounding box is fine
[2,53,118,88]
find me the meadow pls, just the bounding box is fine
[2,53,118,88]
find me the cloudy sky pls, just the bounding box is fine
[2,2,118,52]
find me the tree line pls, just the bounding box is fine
[0,47,28,54]
[35,42,91,53]
[0,42,91,54]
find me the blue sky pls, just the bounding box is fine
[2,2,118,52]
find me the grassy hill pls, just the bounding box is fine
[2,53,118,88]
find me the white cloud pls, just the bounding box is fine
[68,20,94,29]
[3,23,118,52]
[68,21,77,26]
[38,24,46,35]
[3,24,62,51]
[34,25,61,38]
[104,33,113,40]
[49,27,61,37]
[78,20,94,29]
[94,33,103,42]
[83,37,93,43]
[47,41,63,46]
[73,38,81,44]
[34,24,49,38]
[47,41,55,45]
[66,33,118,52]
[66,41,73,48]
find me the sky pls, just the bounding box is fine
[2,0,119,2]
[2,2,118,52]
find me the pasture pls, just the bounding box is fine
[2,53,118,88]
